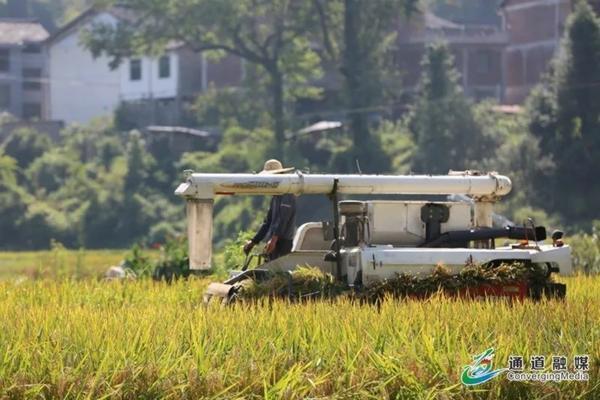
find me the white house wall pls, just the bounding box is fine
[119,53,179,101]
[48,13,120,124]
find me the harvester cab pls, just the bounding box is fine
[174,170,572,303]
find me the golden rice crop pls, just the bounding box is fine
[0,276,598,399]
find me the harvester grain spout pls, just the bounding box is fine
[175,171,512,270]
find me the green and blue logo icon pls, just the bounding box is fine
[461,348,507,386]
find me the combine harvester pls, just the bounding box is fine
[175,170,572,302]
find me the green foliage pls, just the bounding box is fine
[179,126,275,174]
[314,0,418,168]
[222,230,254,271]
[123,236,190,280]
[570,221,600,274]
[27,149,80,194]
[1,0,598,252]
[409,42,491,173]
[528,1,600,227]
[123,244,153,277]
[1,128,52,169]
[192,84,270,131]
[0,156,28,248]
[0,151,16,185]
[152,236,191,281]
[124,130,154,194]
[0,249,130,280]
[0,118,184,250]
[375,120,415,173]
[177,126,273,245]
[472,101,555,224]
[84,0,326,154]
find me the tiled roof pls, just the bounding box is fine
[0,19,49,46]
[47,6,184,51]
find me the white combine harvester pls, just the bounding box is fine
[175,170,571,301]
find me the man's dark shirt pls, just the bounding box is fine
[252,194,296,243]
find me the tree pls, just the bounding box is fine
[315,0,418,171]
[528,1,600,226]
[474,101,556,226]
[124,130,153,195]
[0,151,16,185]
[178,126,273,243]
[0,152,26,248]
[84,0,324,157]
[409,42,489,173]
[2,127,52,169]
[27,149,80,194]
[192,84,270,132]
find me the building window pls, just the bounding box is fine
[0,84,10,109]
[474,88,496,101]
[23,44,41,54]
[130,59,142,81]
[0,49,9,72]
[475,50,492,74]
[22,68,42,91]
[23,103,42,120]
[159,55,170,79]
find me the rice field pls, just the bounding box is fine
[0,269,598,399]
[0,249,128,281]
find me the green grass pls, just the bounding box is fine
[0,249,128,280]
[0,248,166,281]
[0,275,598,399]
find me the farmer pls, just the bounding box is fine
[243,159,297,261]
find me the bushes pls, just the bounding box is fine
[570,222,600,274]
[123,236,192,281]
[222,230,255,271]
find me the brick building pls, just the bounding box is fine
[500,0,600,104]
[396,1,600,105]
[396,12,507,101]
[500,0,571,103]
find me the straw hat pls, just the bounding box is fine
[258,159,295,174]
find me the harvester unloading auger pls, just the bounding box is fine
[175,170,572,303]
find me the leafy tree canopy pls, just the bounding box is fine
[528,1,600,226]
[83,0,326,157]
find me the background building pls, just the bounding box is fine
[2,2,599,126]
[500,0,600,104]
[500,0,572,104]
[396,12,507,102]
[0,19,48,120]
[46,6,244,125]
